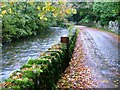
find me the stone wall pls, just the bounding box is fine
[108,20,119,33]
[0,28,78,90]
[94,20,120,34]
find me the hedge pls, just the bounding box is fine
[0,28,78,90]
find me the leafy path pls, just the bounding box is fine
[57,29,97,88]
[57,26,119,88]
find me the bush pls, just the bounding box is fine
[1,2,76,43]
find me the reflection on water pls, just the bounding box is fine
[1,27,68,82]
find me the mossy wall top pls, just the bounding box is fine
[0,28,78,90]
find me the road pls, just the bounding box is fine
[79,26,120,88]
[57,26,120,88]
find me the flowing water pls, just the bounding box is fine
[0,27,68,82]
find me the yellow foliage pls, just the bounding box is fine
[40,16,43,20]
[2,10,7,15]
[53,12,57,17]
[8,8,12,13]
[12,76,18,79]
[37,6,41,10]
[27,0,34,5]
[39,13,44,20]
[38,13,44,17]
[51,6,55,12]
[60,11,62,15]
[58,2,64,5]
[42,7,46,11]
[44,17,48,21]
[29,67,33,71]
[9,0,16,4]
[1,4,6,8]
[45,2,52,6]
[65,9,71,15]
[0,14,3,17]
[46,6,51,11]
[58,1,66,5]
[72,8,77,14]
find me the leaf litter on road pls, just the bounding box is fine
[57,32,98,88]
[57,26,120,88]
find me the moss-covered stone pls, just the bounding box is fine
[0,28,78,90]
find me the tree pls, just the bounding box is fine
[1,1,76,43]
[68,2,96,26]
[93,2,120,25]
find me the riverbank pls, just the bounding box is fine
[1,27,68,83]
[0,27,78,89]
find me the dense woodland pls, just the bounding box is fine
[1,2,76,43]
[69,2,120,26]
[1,2,120,43]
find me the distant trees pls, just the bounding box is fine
[69,2,120,26]
[68,2,96,26]
[93,2,120,26]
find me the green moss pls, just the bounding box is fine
[1,28,78,90]
[21,64,32,69]
[10,85,21,90]
[27,58,49,65]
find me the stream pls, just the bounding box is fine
[0,27,68,83]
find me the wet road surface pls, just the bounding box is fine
[77,26,120,88]
[57,26,119,88]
